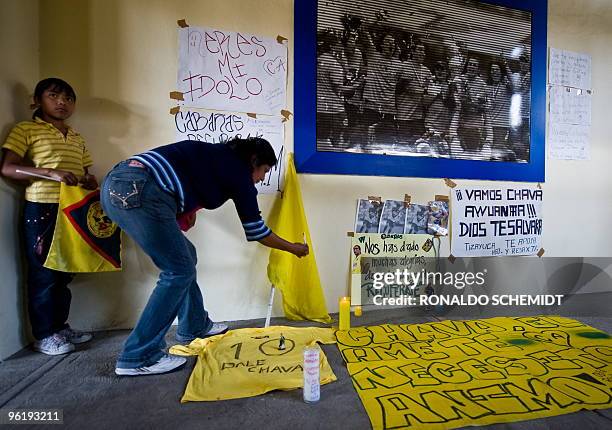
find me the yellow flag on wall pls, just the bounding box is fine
[44,183,122,273]
[266,153,331,323]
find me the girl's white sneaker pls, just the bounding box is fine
[33,334,75,355]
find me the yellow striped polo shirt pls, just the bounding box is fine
[2,117,93,203]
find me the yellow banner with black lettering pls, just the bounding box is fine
[337,316,612,430]
[169,326,337,402]
[44,183,121,272]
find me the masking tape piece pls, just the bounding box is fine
[170,106,180,115]
[435,194,450,202]
[177,19,189,28]
[444,178,457,188]
[537,248,545,258]
[280,109,293,122]
[276,35,288,44]
[247,113,257,119]
[448,254,456,264]
[169,91,184,101]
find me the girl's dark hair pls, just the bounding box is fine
[227,137,277,170]
[32,78,76,119]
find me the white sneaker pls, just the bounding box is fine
[58,327,93,344]
[33,334,75,355]
[206,322,228,336]
[115,354,187,376]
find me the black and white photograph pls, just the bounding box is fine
[378,200,408,234]
[355,199,384,233]
[404,203,430,234]
[316,0,532,162]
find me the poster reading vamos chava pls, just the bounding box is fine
[451,186,543,257]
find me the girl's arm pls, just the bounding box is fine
[0,149,79,185]
[259,231,309,257]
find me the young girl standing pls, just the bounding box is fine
[1,78,98,355]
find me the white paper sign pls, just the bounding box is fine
[451,186,543,257]
[549,48,591,89]
[178,27,287,115]
[548,123,590,160]
[549,86,591,126]
[174,109,285,193]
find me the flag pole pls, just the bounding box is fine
[264,285,275,328]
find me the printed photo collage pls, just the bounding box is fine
[354,198,449,236]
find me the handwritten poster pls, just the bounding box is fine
[337,316,612,430]
[548,84,592,160]
[548,123,590,160]
[450,186,543,257]
[549,86,591,126]
[549,48,592,89]
[178,27,287,114]
[174,109,285,193]
[350,233,436,306]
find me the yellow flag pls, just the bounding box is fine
[266,153,331,323]
[44,183,122,273]
[170,326,337,402]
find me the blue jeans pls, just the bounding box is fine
[100,161,212,368]
[23,202,73,340]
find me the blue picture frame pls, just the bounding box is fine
[294,0,547,182]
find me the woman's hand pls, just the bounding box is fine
[290,242,309,258]
[259,232,310,257]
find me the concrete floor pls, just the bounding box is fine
[1,309,611,430]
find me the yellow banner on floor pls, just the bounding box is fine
[170,326,337,402]
[337,316,612,430]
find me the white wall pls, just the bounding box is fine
[545,0,612,256]
[0,0,39,360]
[1,0,612,359]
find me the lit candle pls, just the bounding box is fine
[354,306,362,317]
[339,297,351,331]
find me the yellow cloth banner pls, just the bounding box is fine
[169,326,337,402]
[44,183,122,273]
[337,316,612,430]
[266,153,331,323]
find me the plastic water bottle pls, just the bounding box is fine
[303,345,320,403]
